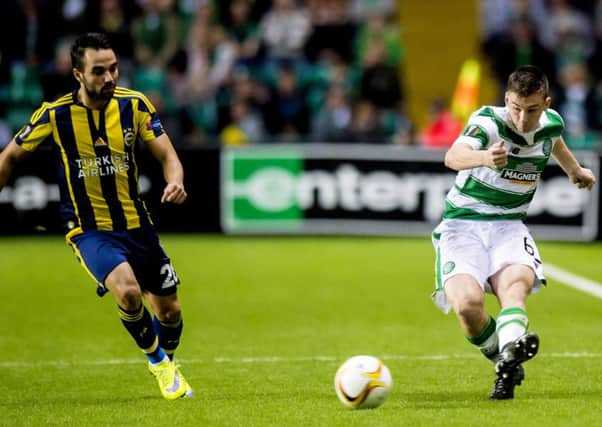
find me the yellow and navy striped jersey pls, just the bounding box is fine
[14,87,165,233]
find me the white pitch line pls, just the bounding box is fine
[546,263,602,299]
[2,352,602,368]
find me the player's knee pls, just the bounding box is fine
[498,280,531,303]
[452,293,484,320]
[114,281,143,309]
[156,301,181,323]
[445,277,483,315]
[454,296,483,319]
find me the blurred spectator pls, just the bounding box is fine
[587,0,602,83]
[325,55,359,93]
[554,62,601,149]
[479,0,551,48]
[39,37,77,101]
[187,16,237,97]
[586,80,602,133]
[547,0,594,71]
[349,0,395,22]
[179,1,238,144]
[310,84,352,142]
[483,15,556,100]
[215,0,272,27]
[220,97,266,145]
[555,63,590,136]
[343,100,388,143]
[359,38,402,109]
[0,0,62,72]
[419,98,463,149]
[163,50,190,147]
[230,68,270,109]
[259,0,311,63]
[3,62,43,132]
[547,0,593,54]
[131,0,180,69]
[263,63,310,140]
[354,10,403,67]
[225,0,261,66]
[59,0,90,35]
[94,0,136,61]
[304,0,357,64]
[390,102,414,146]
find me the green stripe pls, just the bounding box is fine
[505,155,549,172]
[534,110,564,142]
[478,107,529,147]
[499,307,527,316]
[467,316,496,345]
[443,201,527,220]
[496,319,528,332]
[435,246,442,291]
[457,176,535,209]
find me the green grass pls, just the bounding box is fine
[1,235,601,426]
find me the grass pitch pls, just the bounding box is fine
[1,235,601,426]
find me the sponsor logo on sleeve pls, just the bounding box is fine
[464,125,480,137]
[146,118,164,133]
[17,125,33,140]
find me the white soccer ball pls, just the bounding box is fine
[334,355,393,409]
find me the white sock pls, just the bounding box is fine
[496,307,528,352]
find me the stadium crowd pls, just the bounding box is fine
[0,0,601,150]
[480,0,602,150]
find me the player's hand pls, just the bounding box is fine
[570,167,596,190]
[484,141,507,168]
[161,182,187,204]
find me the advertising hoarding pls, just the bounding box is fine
[222,145,600,241]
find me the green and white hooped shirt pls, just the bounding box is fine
[443,105,564,221]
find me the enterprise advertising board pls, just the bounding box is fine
[221,145,600,241]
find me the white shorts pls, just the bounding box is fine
[431,219,546,313]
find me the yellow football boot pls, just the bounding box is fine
[176,364,195,398]
[148,358,187,400]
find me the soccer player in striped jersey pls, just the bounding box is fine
[0,33,193,400]
[431,65,596,399]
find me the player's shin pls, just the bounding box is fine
[466,315,500,362]
[496,307,528,352]
[118,304,167,363]
[153,315,183,361]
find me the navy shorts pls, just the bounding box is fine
[67,227,180,297]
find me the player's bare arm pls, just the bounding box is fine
[146,133,187,204]
[0,140,30,191]
[552,136,596,190]
[444,140,507,171]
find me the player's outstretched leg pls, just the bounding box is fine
[490,332,539,400]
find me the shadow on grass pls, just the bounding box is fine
[392,387,602,409]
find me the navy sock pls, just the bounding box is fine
[118,304,166,364]
[153,315,183,361]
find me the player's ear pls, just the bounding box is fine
[72,68,83,84]
[544,96,551,108]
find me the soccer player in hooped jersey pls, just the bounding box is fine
[0,33,193,400]
[432,65,596,399]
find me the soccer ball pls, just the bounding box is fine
[334,355,392,409]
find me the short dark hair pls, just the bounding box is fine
[506,65,549,98]
[71,32,113,70]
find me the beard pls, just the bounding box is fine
[84,81,115,101]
